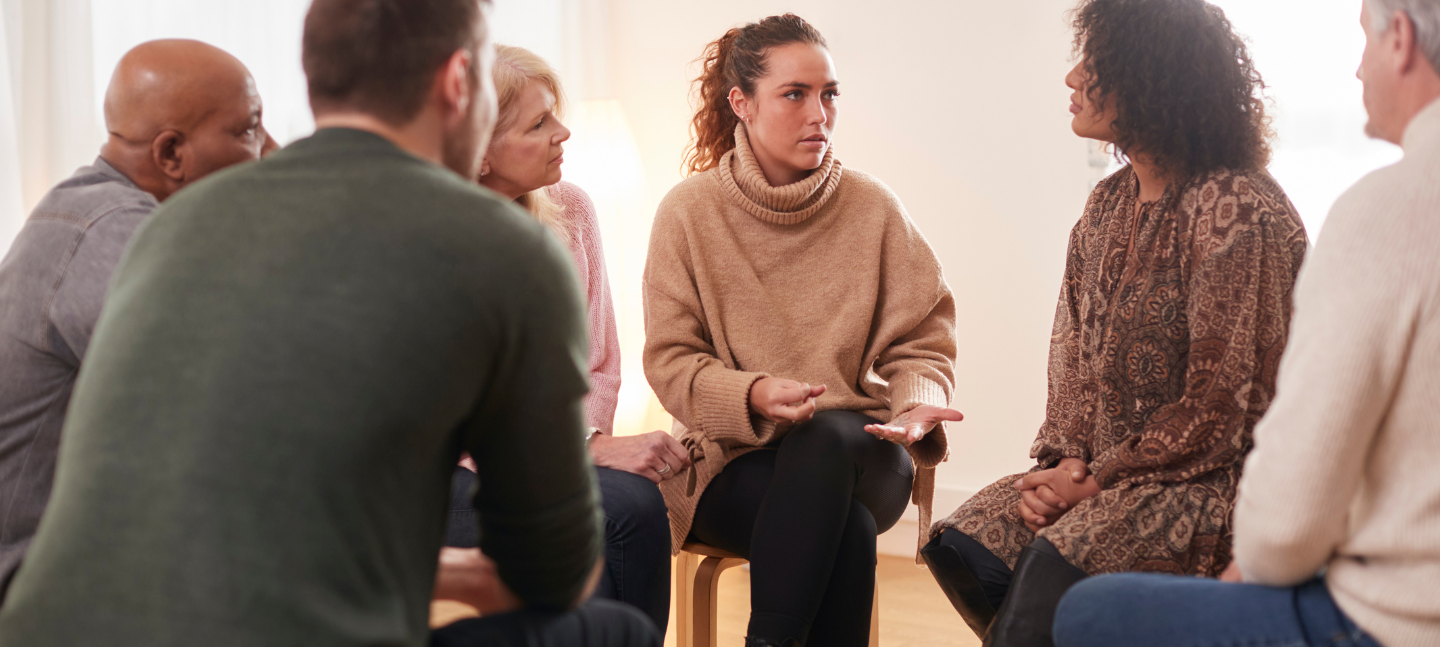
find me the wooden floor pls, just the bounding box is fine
[432,554,980,647]
[663,555,979,647]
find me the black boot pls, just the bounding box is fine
[921,536,998,637]
[982,539,1087,647]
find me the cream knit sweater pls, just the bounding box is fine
[643,126,957,556]
[1234,99,1440,646]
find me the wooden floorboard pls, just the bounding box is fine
[662,555,980,647]
[432,554,980,647]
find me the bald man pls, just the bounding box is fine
[0,39,271,600]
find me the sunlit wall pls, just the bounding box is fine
[5,2,1404,543]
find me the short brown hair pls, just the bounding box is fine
[303,0,483,125]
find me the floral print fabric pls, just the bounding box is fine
[934,166,1308,576]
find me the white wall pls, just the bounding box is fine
[2,1,1400,554]
[1210,0,1400,234]
[605,0,1099,542]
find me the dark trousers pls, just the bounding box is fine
[446,466,672,633]
[431,597,661,646]
[689,410,914,646]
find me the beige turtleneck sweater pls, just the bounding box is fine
[643,126,957,557]
[1233,99,1440,646]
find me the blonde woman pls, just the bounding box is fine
[445,45,682,633]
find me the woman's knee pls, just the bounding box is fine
[782,410,885,461]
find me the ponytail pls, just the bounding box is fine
[683,14,827,176]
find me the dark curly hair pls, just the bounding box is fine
[1071,0,1272,180]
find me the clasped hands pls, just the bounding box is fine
[748,377,963,447]
[1013,457,1101,533]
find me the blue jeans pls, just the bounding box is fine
[446,466,672,634]
[1053,573,1380,647]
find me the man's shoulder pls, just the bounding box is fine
[28,162,157,232]
[1324,154,1440,247]
[0,163,156,293]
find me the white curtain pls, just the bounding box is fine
[0,0,100,256]
[0,2,24,251]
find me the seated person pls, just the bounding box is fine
[0,1,657,645]
[1054,1,1440,645]
[444,44,680,635]
[644,14,962,647]
[921,0,1309,644]
[0,38,273,600]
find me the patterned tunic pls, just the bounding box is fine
[933,166,1307,576]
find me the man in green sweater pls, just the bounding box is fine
[0,0,658,645]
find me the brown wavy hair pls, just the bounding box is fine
[683,14,827,176]
[1071,0,1272,180]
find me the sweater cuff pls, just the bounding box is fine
[890,372,950,415]
[892,373,950,468]
[694,367,775,445]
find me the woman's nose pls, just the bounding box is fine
[556,121,572,144]
[1065,62,1084,90]
[808,98,827,125]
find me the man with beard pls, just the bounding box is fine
[0,0,657,645]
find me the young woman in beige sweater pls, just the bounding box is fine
[642,14,961,646]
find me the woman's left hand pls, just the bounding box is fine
[864,405,963,447]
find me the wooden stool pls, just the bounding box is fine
[674,542,880,647]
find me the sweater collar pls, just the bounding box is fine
[717,124,843,225]
[1402,96,1440,152]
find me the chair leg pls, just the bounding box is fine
[692,556,747,647]
[869,580,880,647]
[674,553,696,647]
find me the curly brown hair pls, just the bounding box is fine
[1071,0,1272,180]
[684,14,827,176]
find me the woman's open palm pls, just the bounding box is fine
[864,404,963,446]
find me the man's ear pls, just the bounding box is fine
[439,49,473,125]
[151,130,186,182]
[1390,10,1422,74]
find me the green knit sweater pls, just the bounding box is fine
[0,128,602,645]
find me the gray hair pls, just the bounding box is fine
[1367,0,1440,72]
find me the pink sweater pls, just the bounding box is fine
[551,181,621,434]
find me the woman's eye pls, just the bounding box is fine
[785,91,801,100]
[824,90,840,100]
[533,118,545,131]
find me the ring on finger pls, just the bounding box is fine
[657,461,671,475]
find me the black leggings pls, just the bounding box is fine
[689,410,914,646]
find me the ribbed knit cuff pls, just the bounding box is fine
[891,373,951,468]
[693,367,775,445]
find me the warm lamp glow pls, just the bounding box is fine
[562,98,668,436]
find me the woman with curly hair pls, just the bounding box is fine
[921,0,1309,645]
